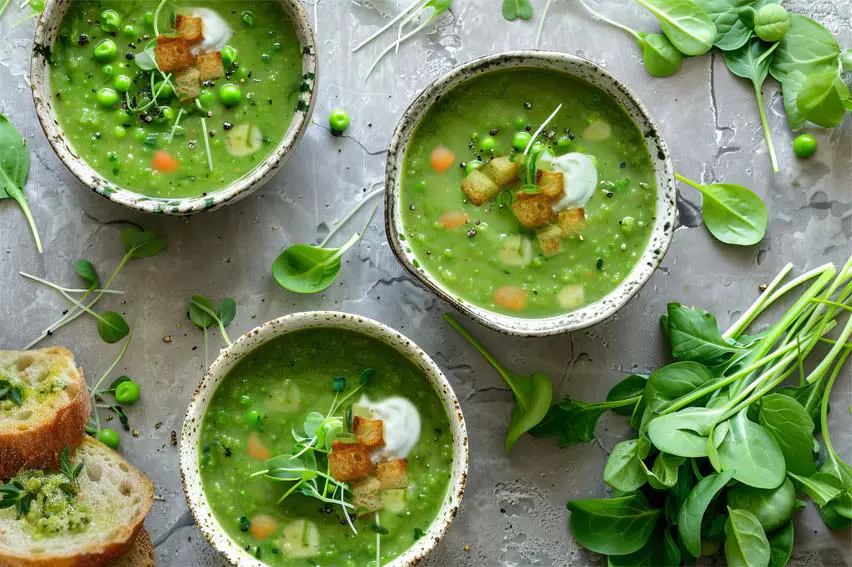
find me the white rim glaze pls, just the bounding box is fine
[385,51,677,336]
[179,311,468,566]
[31,0,317,215]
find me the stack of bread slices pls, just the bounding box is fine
[0,347,155,567]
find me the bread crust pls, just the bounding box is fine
[109,530,154,567]
[0,347,90,479]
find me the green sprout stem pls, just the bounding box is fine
[189,300,232,346]
[576,0,640,41]
[5,184,42,253]
[535,0,555,49]
[19,272,123,332]
[319,185,383,247]
[152,0,167,36]
[352,0,428,52]
[754,80,779,174]
[88,334,132,435]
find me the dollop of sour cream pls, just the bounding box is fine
[538,151,598,210]
[357,395,421,462]
[189,8,233,53]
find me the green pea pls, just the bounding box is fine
[115,380,140,405]
[143,11,154,26]
[94,39,118,63]
[113,125,127,139]
[620,216,636,233]
[614,177,630,190]
[133,128,147,142]
[99,9,121,33]
[113,74,132,93]
[98,428,120,449]
[236,65,249,79]
[219,83,242,107]
[221,45,237,67]
[328,109,350,134]
[793,133,817,158]
[465,160,483,174]
[513,115,527,130]
[511,131,531,152]
[556,135,572,148]
[479,136,496,152]
[121,24,138,38]
[96,87,119,108]
[198,89,215,105]
[154,81,174,100]
[245,410,261,426]
[114,109,131,126]
[159,106,176,122]
[241,10,254,26]
[101,63,115,76]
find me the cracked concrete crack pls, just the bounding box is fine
[153,509,195,549]
[310,120,389,156]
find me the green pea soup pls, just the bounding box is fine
[399,68,658,318]
[198,328,454,566]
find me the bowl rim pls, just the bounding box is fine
[29,0,318,216]
[179,311,469,566]
[384,50,677,337]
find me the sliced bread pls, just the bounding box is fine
[110,529,155,567]
[0,437,154,567]
[0,347,90,479]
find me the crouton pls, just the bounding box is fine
[154,37,193,72]
[328,442,374,482]
[353,476,382,517]
[511,195,553,229]
[461,168,500,206]
[174,67,201,102]
[195,51,224,81]
[558,208,586,237]
[536,224,563,257]
[482,156,520,186]
[175,14,204,44]
[377,459,408,490]
[536,169,564,199]
[353,416,385,450]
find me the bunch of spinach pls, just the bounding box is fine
[0,114,42,253]
[188,294,236,368]
[448,256,852,564]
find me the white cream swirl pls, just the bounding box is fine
[357,395,421,462]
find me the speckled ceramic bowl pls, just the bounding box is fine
[30,0,317,215]
[180,311,468,566]
[385,51,676,336]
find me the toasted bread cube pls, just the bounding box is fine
[482,156,519,186]
[511,195,553,229]
[353,416,385,450]
[196,51,225,81]
[558,208,586,237]
[353,476,382,517]
[461,168,500,206]
[537,225,563,257]
[377,459,408,490]
[174,67,201,102]
[329,442,374,482]
[536,169,564,199]
[175,15,204,44]
[154,37,193,72]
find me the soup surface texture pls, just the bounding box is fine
[400,68,658,318]
[49,0,303,199]
[198,328,454,566]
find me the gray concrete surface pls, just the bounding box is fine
[1,0,851,565]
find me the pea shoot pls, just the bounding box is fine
[793,133,817,158]
[328,109,350,135]
[188,294,237,369]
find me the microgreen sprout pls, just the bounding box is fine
[86,333,133,439]
[188,294,237,368]
[1,114,42,253]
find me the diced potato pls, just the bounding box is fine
[461,168,500,206]
[536,225,563,257]
[381,489,408,514]
[536,169,564,199]
[280,519,320,558]
[494,286,528,312]
[351,404,373,419]
[353,416,385,449]
[482,156,520,186]
[175,15,204,43]
[498,235,533,266]
[558,285,585,309]
[328,442,374,482]
[225,123,264,157]
[511,195,553,229]
[195,51,225,81]
[154,37,193,72]
[583,120,612,141]
[353,476,382,517]
[377,459,408,490]
[557,208,586,237]
[174,67,201,102]
[268,379,300,413]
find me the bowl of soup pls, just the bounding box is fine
[180,311,468,566]
[31,0,316,214]
[385,51,676,336]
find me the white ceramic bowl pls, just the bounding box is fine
[385,51,676,336]
[180,311,468,566]
[31,0,317,215]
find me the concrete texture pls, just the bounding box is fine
[1,0,850,565]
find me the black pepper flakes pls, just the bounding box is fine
[596,258,604,270]
[77,34,89,46]
[170,430,177,446]
[467,229,477,238]
[203,80,215,87]
[606,191,613,198]
[125,53,135,60]
[223,121,233,130]
[409,204,415,211]
[523,102,532,109]
[489,128,499,136]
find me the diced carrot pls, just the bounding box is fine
[430,146,455,173]
[439,210,470,230]
[152,150,179,173]
[247,432,271,460]
[250,514,278,540]
[494,286,528,312]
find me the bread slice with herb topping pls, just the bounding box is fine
[0,347,90,479]
[0,437,154,567]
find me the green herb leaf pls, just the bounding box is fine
[718,410,786,489]
[724,507,771,567]
[0,113,42,253]
[567,492,662,555]
[604,437,650,491]
[97,311,130,343]
[788,472,844,507]
[606,374,647,416]
[368,523,389,535]
[644,360,715,416]
[606,526,667,566]
[332,376,346,393]
[359,368,375,385]
[645,452,686,489]
[693,0,757,51]
[121,227,166,258]
[501,0,532,21]
[758,393,816,476]
[633,0,717,56]
[217,298,237,327]
[74,259,100,290]
[677,470,735,557]
[531,396,635,447]
[188,295,217,330]
[637,32,684,76]
[665,303,742,363]
[0,380,24,407]
[768,519,794,567]
[647,406,722,457]
[272,232,360,294]
[59,446,83,494]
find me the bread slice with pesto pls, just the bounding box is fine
[0,437,154,567]
[0,347,90,479]
[110,529,155,567]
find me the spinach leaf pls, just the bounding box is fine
[758,393,816,476]
[674,174,767,246]
[717,410,786,489]
[788,472,844,506]
[0,113,42,253]
[444,313,552,453]
[693,0,762,51]
[797,74,851,128]
[633,0,717,56]
[724,507,771,567]
[273,232,360,294]
[567,492,662,555]
[637,33,684,77]
[776,380,823,430]
[724,38,780,173]
[606,374,647,416]
[606,526,666,566]
[501,0,532,21]
[647,406,722,457]
[644,361,715,414]
[768,519,794,567]
[665,462,695,524]
[663,526,681,566]
[725,478,795,532]
[604,437,651,491]
[531,396,638,447]
[645,452,685,489]
[677,470,735,557]
[664,303,741,363]
[842,49,852,72]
